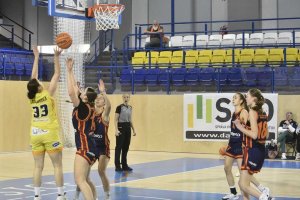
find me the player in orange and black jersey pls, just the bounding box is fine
[223,93,269,200]
[233,89,274,200]
[67,58,98,200]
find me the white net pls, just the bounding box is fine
[94,4,125,31]
[54,17,91,147]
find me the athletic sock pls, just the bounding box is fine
[258,184,265,192]
[229,186,237,195]
[57,187,64,196]
[34,187,41,197]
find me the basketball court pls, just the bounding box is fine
[1,0,300,200]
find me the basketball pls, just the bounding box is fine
[219,146,227,156]
[55,32,72,49]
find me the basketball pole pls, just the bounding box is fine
[171,0,175,36]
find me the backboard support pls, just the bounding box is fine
[32,0,122,23]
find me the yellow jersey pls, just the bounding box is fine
[29,90,59,130]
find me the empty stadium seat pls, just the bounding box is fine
[269,48,283,65]
[159,51,172,58]
[221,34,236,47]
[11,57,19,63]
[132,57,145,66]
[185,56,197,68]
[228,68,242,86]
[185,50,199,58]
[199,50,213,58]
[235,33,250,46]
[240,49,255,65]
[145,57,158,65]
[145,68,159,86]
[274,67,288,86]
[182,35,196,47]
[242,68,257,86]
[263,32,278,45]
[196,35,209,46]
[15,63,24,77]
[120,68,132,85]
[295,32,300,44]
[199,67,215,86]
[172,68,186,86]
[198,50,212,67]
[25,64,32,76]
[286,48,298,66]
[157,57,170,68]
[134,68,146,85]
[212,49,226,67]
[170,56,183,68]
[257,68,272,87]
[147,51,159,58]
[158,69,169,86]
[185,68,199,86]
[173,50,184,57]
[289,67,300,86]
[278,32,292,44]
[225,49,240,64]
[215,68,229,86]
[4,63,14,76]
[253,49,269,66]
[170,36,183,47]
[134,51,147,58]
[208,34,222,47]
[249,33,263,45]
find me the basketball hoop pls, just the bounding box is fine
[86,4,125,31]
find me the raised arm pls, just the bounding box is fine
[31,46,39,79]
[66,58,80,107]
[48,47,63,96]
[98,79,111,122]
[234,109,258,140]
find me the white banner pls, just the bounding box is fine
[183,93,278,141]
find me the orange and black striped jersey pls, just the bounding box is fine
[243,112,268,148]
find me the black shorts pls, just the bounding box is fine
[96,145,110,159]
[225,143,243,159]
[241,146,265,174]
[75,133,99,165]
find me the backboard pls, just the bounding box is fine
[32,0,123,22]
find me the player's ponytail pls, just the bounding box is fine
[248,88,265,114]
[27,78,40,99]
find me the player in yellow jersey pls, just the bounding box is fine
[27,46,67,200]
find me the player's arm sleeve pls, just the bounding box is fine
[115,105,121,114]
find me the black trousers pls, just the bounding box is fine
[115,122,131,168]
[297,133,300,153]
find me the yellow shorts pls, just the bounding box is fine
[30,127,63,154]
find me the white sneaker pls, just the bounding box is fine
[281,153,287,160]
[259,193,268,200]
[34,196,41,200]
[295,153,300,160]
[222,193,239,200]
[57,194,68,200]
[235,172,240,177]
[262,187,270,197]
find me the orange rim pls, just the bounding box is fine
[92,4,125,12]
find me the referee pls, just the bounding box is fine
[114,94,136,171]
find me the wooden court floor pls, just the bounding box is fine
[0,149,299,200]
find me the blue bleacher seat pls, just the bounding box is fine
[4,56,11,63]
[0,62,3,75]
[242,67,257,87]
[172,68,186,86]
[120,68,132,86]
[274,67,288,86]
[199,67,215,86]
[257,68,272,87]
[228,68,242,86]
[15,63,25,76]
[4,63,15,76]
[20,57,29,64]
[289,67,300,87]
[11,57,19,63]
[134,68,146,85]
[25,64,32,76]
[185,68,199,86]
[215,68,230,86]
[145,68,159,86]
[158,69,170,86]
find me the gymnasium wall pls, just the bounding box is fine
[0,81,299,153]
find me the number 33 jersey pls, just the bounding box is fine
[29,90,59,131]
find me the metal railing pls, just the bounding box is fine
[0,12,33,50]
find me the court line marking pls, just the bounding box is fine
[128,195,172,200]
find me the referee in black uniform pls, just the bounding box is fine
[114,94,136,171]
